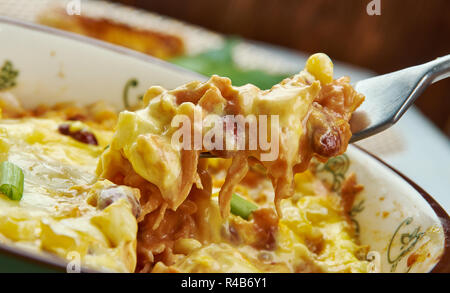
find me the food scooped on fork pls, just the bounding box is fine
[97,53,364,220]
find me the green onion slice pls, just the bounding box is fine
[230,193,258,220]
[0,161,24,201]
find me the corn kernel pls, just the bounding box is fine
[174,238,202,255]
[306,53,334,84]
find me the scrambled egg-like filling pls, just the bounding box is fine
[0,118,137,272]
[98,53,363,219]
[148,158,368,273]
[0,53,368,273]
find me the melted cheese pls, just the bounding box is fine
[0,118,137,272]
[157,167,369,273]
[0,53,367,273]
[98,53,363,220]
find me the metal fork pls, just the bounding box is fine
[199,55,450,158]
[349,54,450,142]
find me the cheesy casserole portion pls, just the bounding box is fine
[0,105,138,272]
[0,53,368,272]
[98,53,364,219]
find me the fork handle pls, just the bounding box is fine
[422,54,450,84]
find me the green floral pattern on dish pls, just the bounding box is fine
[349,200,365,237]
[0,60,19,91]
[123,78,144,109]
[315,154,350,192]
[387,217,425,272]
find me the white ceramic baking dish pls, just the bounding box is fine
[0,16,448,273]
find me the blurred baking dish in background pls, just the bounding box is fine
[38,7,185,60]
